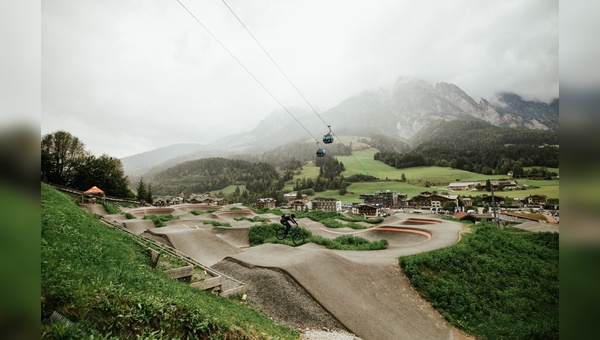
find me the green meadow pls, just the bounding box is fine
[209,147,558,202]
[290,148,559,201]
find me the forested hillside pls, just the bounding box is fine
[147,153,351,203]
[150,157,290,197]
[375,120,559,176]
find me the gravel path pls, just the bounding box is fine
[212,258,362,340]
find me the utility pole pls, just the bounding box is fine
[489,179,501,228]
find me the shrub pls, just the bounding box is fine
[311,235,388,250]
[249,224,387,250]
[252,208,283,215]
[399,224,558,339]
[190,209,217,215]
[143,214,178,227]
[202,220,232,227]
[234,216,268,222]
[297,210,382,225]
[249,223,281,246]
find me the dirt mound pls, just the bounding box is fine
[212,258,349,333]
[209,227,250,248]
[362,227,431,246]
[228,244,456,340]
[152,227,242,266]
[214,210,256,219]
[122,220,156,235]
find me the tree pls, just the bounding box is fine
[136,177,148,202]
[401,173,406,182]
[146,184,154,204]
[485,179,492,192]
[41,130,88,186]
[443,201,456,212]
[72,154,133,198]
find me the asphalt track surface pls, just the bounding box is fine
[94,203,475,339]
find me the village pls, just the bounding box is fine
[151,179,559,227]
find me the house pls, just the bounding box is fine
[447,182,479,191]
[407,192,464,210]
[215,198,228,205]
[290,199,311,212]
[454,211,477,223]
[499,180,519,190]
[527,194,548,205]
[406,192,433,208]
[352,203,379,217]
[499,211,547,223]
[311,197,341,212]
[430,194,464,210]
[188,193,213,204]
[284,193,308,202]
[255,198,277,209]
[359,191,407,208]
[480,194,506,206]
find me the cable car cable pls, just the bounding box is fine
[179,0,391,199]
[219,0,329,128]
[175,0,319,143]
[218,0,376,176]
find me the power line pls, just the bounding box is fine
[219,0,328,127]
[174,0,319,143]
[218,0,373,176]
[177,0,388,196]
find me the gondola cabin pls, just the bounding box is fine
[323,134,334,144]
[316,148,326,157]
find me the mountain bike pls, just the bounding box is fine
[275,225,306,245]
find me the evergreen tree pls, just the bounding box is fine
[136,178,148,201]
[485,179,492,192]
[146,184,153,204]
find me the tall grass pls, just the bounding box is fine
[399,224,558,339]
[41,183,298,339]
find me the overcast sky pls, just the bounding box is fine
[40,0,560,158]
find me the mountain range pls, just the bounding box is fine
[121,77,558,176]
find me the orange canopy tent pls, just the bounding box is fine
[84,186,104,195]
[81,186,105,204]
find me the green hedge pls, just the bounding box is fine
[399,224,558,339]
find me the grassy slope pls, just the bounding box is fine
[41,183,297,339]
[286,148,559,202]
[400,224,559,339]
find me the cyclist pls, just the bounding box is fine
[280,213,298,236]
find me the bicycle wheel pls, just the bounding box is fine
[292,231,306,245]
[275,226,287,240]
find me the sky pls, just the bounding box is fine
[39,0,561,158]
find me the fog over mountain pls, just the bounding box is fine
[122,78,558,176]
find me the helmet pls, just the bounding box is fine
[291,213,296,218]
